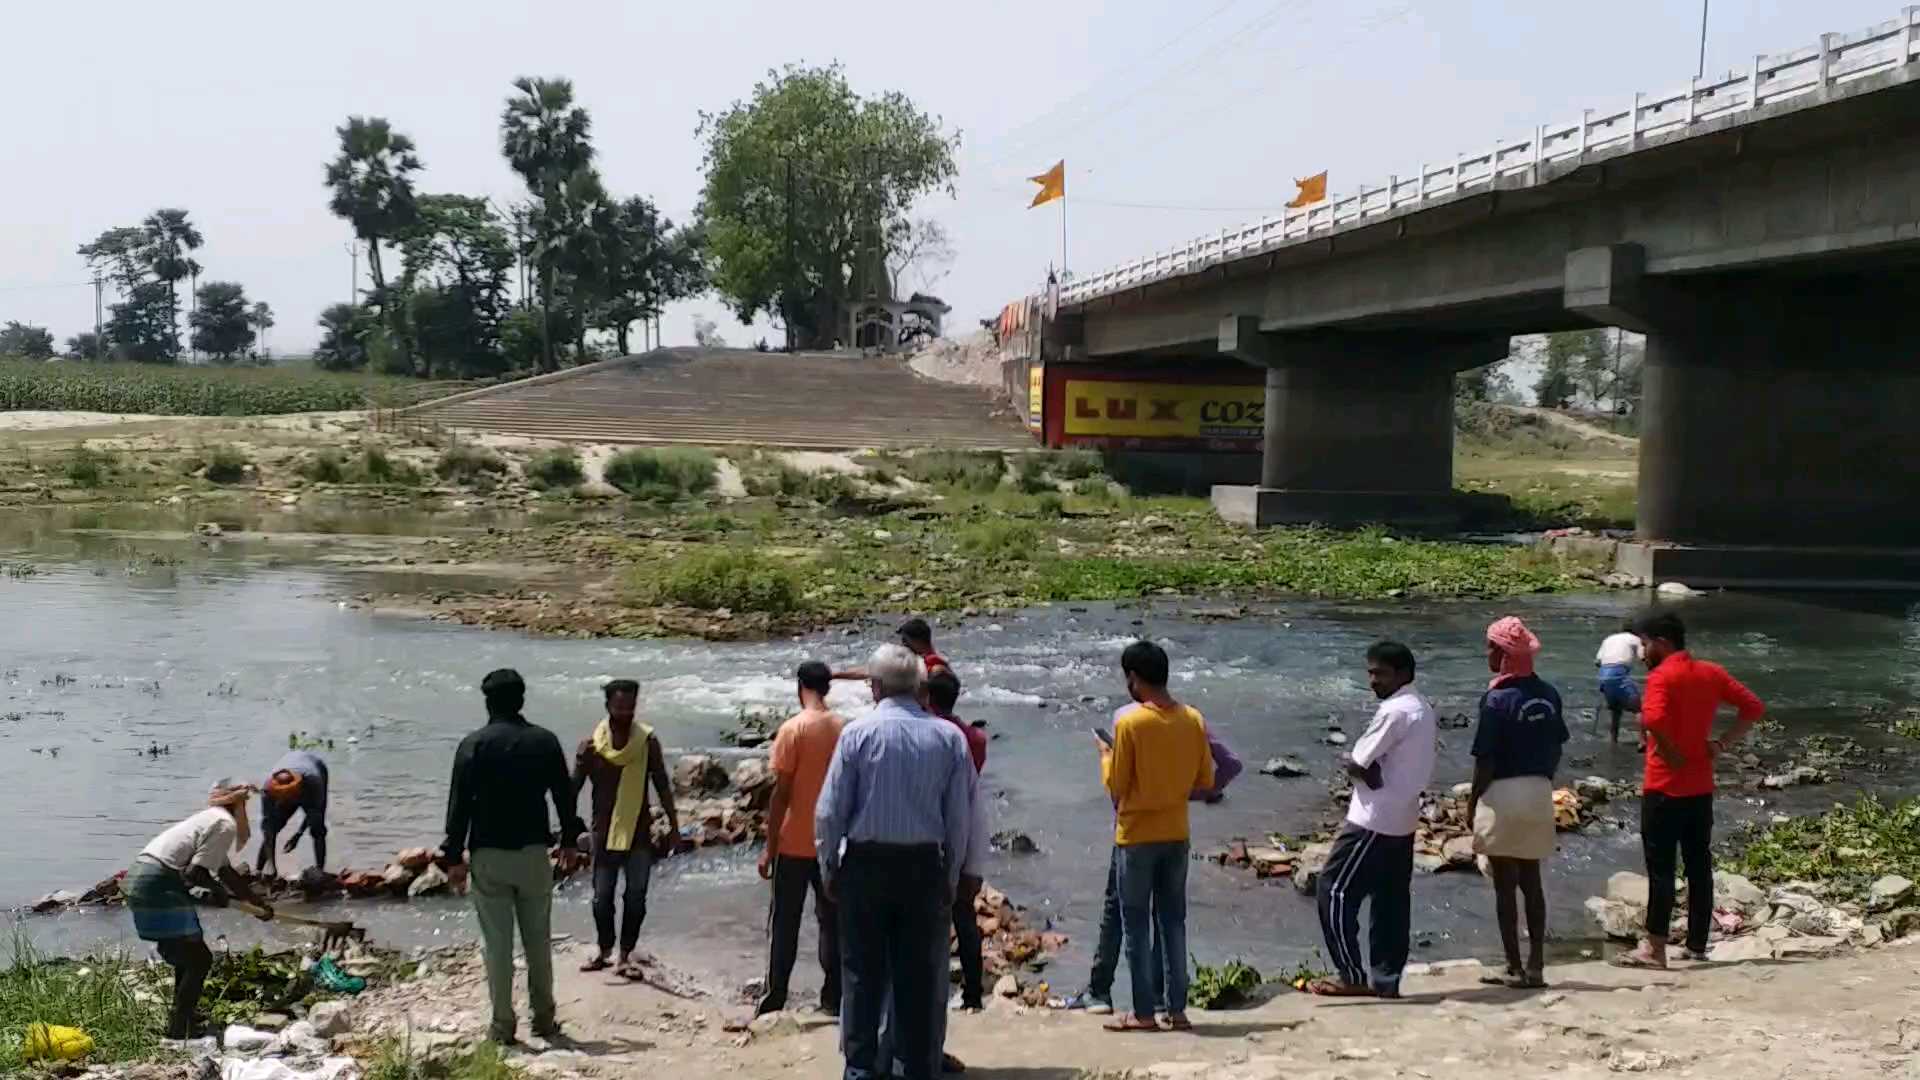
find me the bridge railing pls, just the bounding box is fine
[1056,7,1920,307]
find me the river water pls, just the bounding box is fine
[6,506,1919,1001]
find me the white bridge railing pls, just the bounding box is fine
[1054,7,1920,307]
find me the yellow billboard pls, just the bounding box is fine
[1062,380,1264,439]
[1027,366,1044,431]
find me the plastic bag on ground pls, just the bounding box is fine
[22,1022,94,1061]
[312,956,367,994]
[220,1055,361,1080]
[224,1024,277,1053]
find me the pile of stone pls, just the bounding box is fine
[972,883,1068,1006]
[29,757,776,914]
[1212,779,1621,889]
[1585,869,1920,960]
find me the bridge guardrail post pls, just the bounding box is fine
[1907,7,1920,62]
[1817,32,1838,88]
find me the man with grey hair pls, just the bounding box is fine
[817,643,975,1080]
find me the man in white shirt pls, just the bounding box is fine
[1595,624,1644,743]
[1308,641,1437,999]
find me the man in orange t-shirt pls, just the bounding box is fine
[1613,610,1764,971]
[755,661,845,1015]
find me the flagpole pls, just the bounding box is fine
[1060,192,1068,278]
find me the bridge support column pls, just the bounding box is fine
[1213,316,1505,527]
[1634,281,1920,547]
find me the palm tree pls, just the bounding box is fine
[248,302,276,360]
[141,209,203,359]
[501,77,596,371]
[324,117,422,326]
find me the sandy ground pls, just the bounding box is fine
[349,937,1920,1080]
[908,332,1003,388]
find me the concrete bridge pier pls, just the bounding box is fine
[1212,316,1505,527]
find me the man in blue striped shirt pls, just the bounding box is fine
[816,643,975,1080]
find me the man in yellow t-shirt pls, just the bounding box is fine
[1097,640,1213,1033]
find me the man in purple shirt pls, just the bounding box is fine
[1064,713,1241,1014]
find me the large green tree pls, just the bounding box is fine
[141,209,203,347]
[587,197,705,356]
[313,303,371,371]
[248,302,275,361]
[78,215,205,363]
[397,195,516,377]
[695,64,959,348]
[189,281,255,363]
[325,117,422,362]
[64,331,101,360]
[501,76,597,371]
[0,321,55,358]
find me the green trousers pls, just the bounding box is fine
[470,845,557,1040]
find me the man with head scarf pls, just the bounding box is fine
[256,749,329,879]
[1467,616,1568,989]
[125,781,275,1038]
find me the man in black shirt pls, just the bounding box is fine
[442,669,587,1044]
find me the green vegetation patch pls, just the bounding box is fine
[1188,958,1262,1010]
[1725,796,1920,902]
[0,936,163,1071]
[364,1035,528,1080]
[627,546,800,613]
[603,448,717,501]
[0,360,433,415]
[436,445,508,484]
[524,448,584,491]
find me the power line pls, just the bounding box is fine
[973,0,1315,171]
[970,0,1248,163]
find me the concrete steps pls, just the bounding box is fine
[411,347,1030,451]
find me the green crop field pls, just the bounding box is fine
[0,359,459,416]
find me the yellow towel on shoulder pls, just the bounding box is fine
[592,719,652,852]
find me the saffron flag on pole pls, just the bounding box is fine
[1028,160,1066,208]
[1285,170,1328,209]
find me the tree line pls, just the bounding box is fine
[14,64,963,372]
[1457,329,1645,416]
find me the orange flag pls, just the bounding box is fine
[1285,170,1328,209]
[1028,160,1066,208]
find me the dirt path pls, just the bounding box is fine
[1499,405,1638,449]
[351,938,1920,1079]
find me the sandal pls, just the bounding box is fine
[1304,978,1375,997]
[1677,948,1710,963]
[1507,971,1548,989]
[1163,1013,1194,1031]
[1102,1013,1161,1032]
[1609,949,1667,970]
[1479,968,1523,986]
[580,956,611,973]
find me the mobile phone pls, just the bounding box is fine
[1092,728,1113,747]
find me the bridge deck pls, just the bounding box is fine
[411,348,1031,451]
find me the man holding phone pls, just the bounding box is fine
[1307,641,1436,999]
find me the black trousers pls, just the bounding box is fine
[1642,792,1713,952]
[951,876,983,1007]
[1314,822,1414,994]
[762,854,840,1012]
[156,936,213,1038]
[838,844,947,1080]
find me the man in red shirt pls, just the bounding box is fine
[1613,610,1765,970]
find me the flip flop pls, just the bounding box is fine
[1678,949,1711,963]
[579,956,610,973]
[1102,1014,1161,1033]
[1507,972,1548,989]
[1479,969,1523,986]
[1609,951,1667,970]
[1304,978,1375,998]
[1163,1014,1194,1031]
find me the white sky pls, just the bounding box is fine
[1,0,1898,352]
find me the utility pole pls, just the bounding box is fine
[1697,0,1710,79]
[1612,327,1625,431]
[784,156,796,351]
[91,272,104,361]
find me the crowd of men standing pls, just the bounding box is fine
[120,606,1767,1078]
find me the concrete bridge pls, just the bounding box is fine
[1040,9,1920,577]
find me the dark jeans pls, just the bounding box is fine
[156,936,212,1038]
[1088,845,1163,1009]
[592,838,653,955]
[1117,840,1189,1017]
[838,844,948,1080]
[761,855,841,1013]
[1642,792,1713,952]
[1315,823,1414,994]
